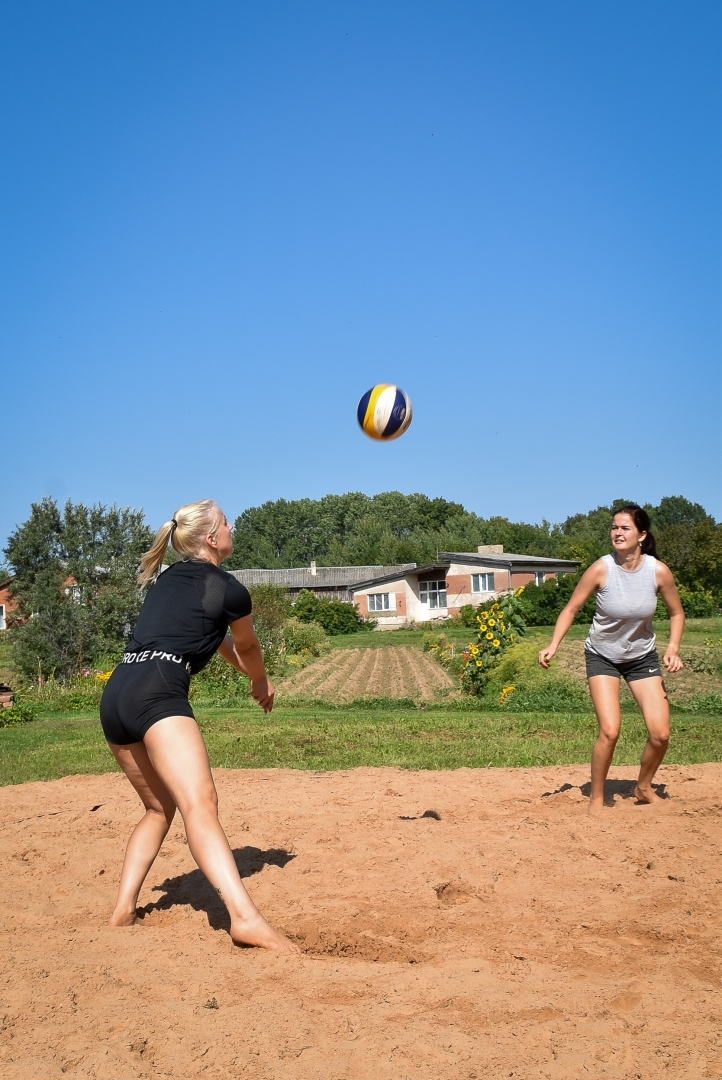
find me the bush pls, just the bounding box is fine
[423,633,457,668]
[247,584,292,631]
[456,605,479,628]
[0,699,37,726]
[293,589,375,635]
[655,585,719,620]
[516,572,595,627]
[190,652,251,704]
[282,617,332,659]
[482,639,590,712]
[18,672,107,712]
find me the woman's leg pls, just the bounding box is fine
[143,715,299,952]
[628,676,670,803]
[587,676,622,811]
[107,740,177,925]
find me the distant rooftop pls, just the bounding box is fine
[228,563,416,589]
[439,551,580,570]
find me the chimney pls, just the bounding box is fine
[477,544,504,554]
[310,561,317,576]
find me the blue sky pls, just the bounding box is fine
[2,1,719,549]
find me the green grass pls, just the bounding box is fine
[331,617,722,649]
[1,703,721,786]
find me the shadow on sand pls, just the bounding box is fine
[139,846,295,932]
[542,780,668,805]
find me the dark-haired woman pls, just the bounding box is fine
[100,499,299,952]
[539,505,684,812]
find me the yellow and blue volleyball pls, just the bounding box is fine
[357,384,413,441]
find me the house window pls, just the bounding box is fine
[535,571,546,586]
[0,605,5,631]
[419,580,447,609]
[65,585,82,604]
[472,573,495,593]
[368,592,390,611]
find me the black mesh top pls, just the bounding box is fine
[126,560,252,674]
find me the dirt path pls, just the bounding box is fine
[279,645,458,701]
[1,764,720,1078]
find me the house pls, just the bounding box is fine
[228,562,416,602]
[0,579,16,631]
[350,545,580,628]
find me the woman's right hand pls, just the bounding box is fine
[251,677,275,713]
[538,645,556,669]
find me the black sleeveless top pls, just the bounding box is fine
[126,560,252,674]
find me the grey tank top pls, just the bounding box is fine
[585,553,658,662]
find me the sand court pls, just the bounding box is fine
[1,763,721,1078]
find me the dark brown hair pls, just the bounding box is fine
[613,504,657,557]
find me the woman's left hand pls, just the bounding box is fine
[663,649,683,674]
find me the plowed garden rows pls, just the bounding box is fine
[278,645,457,702]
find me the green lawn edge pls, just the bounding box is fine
[1,705,720,786]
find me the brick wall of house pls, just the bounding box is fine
[0,582,16,630]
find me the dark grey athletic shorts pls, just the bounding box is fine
[585,647,662,683]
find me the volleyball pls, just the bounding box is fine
[357,384,413,441]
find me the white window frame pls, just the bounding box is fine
[367,592,391,612]
[0,604,5,631]
[419,580,447,609]
[472,573,495,593]
[534,571,546,586]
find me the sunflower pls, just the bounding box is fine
[492,639,500,647]
[478,624,487,633]
[488,618,496,627]
[475,660,482,667]
[485,632,493,640]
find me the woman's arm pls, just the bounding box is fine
[538,561,605,669]
[217,616,275,712]
[656,562,685,674]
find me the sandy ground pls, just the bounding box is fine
[1,764,721,1079]
[279,646,457,701]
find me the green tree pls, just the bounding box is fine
[4,498,153,681]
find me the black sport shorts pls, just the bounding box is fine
[584,647,662,683]
[100,660,194,745]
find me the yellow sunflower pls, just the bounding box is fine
[488,618,496,627]
[478,624,487,633]
[485,632,493,640]
[492,639,500,647]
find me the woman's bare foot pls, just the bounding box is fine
[634,783,663,805]
[587,796,606,816]
[230,912,300,953]
[108,908,139,927]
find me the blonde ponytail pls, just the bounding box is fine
[138,499,225,586]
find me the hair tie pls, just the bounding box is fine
[171,518,178,530]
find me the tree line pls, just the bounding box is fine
[226,491,721,598]
[2,491,719,682]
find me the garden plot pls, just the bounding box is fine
[278,645,457,702]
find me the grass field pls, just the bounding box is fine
[1,618,720,786]
[1,702,721,786]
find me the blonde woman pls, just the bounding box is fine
[539,505,684,813]
[100,500,299,953]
